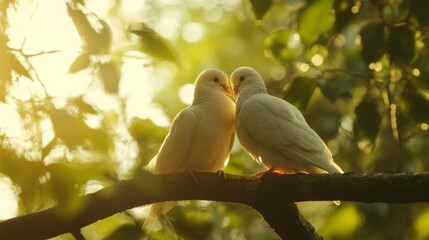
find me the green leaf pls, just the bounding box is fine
[128,118,167,163]
[360,23,385,63]
[168,206,213,240]
[50,109,110,150]
[318,74,354,102]
[99,61,121,93]
[354,98,381,142]
[1,52,31,79]
[283,77,317,111]
[47,161,116,211]
[73,97,97,114]
[130,23,178,63]
[103,224,142,240]
[248,0,274,20]
[387,25,415,65]
[0,51,32,100]
[265,29,303,64]
[69,53,91,73]
[0,146,47,211]
[298,0,335,46]
[410,0,429,26]
[67,2,112,54]
[9,53,31,79]
[50,109,88,149]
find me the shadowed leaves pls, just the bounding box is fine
[403,89,429,124]
[283,76,317,111]
[69,53,91,73]
[248,0,273,20]
[360,23,385,64]
[99,60,121,93]
[49,108,110,151]
[66,2,111,55]
[387,25,415,65]
[265,29,303,64]
[410,0,429,26]
[130,23,178,63]
[354,98,381,143]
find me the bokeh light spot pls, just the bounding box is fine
[179,83,195,105]
[182,22,205,43]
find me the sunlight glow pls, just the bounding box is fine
[8,0,85,98]
[0,176,18,220]
[179,83,195,105]
[351,5,360,14]
[295,62,310,72]
[182,22,205,43]
[0,103,23,138]
[369,62,382,72]
[121,0,145,14]
[311,54,324,66]
[357,139,373,154]
[412,68,421,77]
[270,66,286,81]
[119,59,175,127]
[335,34,346,47]
[157,15,183,40]
[204,6,224,22]
[85,0,115,16]
[289,32,301,48]
[355,35,361,45]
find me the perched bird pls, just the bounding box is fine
[143,69,235,230]
[230,66,343,175]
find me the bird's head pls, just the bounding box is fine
[230,66,266,99]
[194,68,231,96]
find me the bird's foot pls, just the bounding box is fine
[254,167,281,177]
[186,169,199,183]
[216,170,227,180]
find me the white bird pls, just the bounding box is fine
[230,66,343,175]
[143,68,235,230]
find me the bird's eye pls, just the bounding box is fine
[214,77,219,83]
[239,76,245,82]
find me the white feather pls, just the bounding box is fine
[230,66,343,175]
[143,69,235,230]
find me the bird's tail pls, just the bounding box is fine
[142,201,177,231]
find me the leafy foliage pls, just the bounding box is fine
[360,23,385,63]
[354,98,381,142]
[283,76,317,111]
[265,29,303,64]
[387,25,415,65]
[130,23,178,63]
[1,0,429,239]
[248,0,274,20]
[298,0,335,46]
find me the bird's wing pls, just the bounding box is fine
[239,94,336,172]
[149,108,197,174]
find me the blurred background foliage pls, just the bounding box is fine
[0,0,429,239]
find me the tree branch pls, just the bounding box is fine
[0,171,428,240]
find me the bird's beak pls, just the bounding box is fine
[221,83,232,95]
[233,85,240,98]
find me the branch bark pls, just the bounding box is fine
[0,171,428,240]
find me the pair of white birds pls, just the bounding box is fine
[143,66,343,229]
